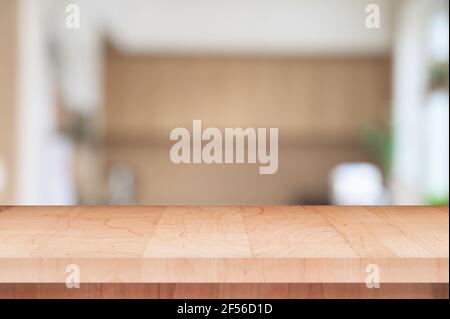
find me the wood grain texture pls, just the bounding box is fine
[0,206,448,298]
[0,284,447,299]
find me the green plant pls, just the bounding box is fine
[425,194,449,206]
[361,119,393,177]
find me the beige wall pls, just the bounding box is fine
[104,48,391,204]
[0,0,17,203]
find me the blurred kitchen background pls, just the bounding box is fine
[0,0,448,205]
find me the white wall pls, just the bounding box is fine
[16,0,76,204]
[104,0,393,55]
[391,0,449,204]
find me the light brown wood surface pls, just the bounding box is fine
[105,52,390,141]
[0,206,448,298]
[1,283,448,299]
[0,0,17,204]
[103,50,391,205]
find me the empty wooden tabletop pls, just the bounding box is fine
[0,206,448,284]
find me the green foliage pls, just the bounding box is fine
[425,194,449,206]
[361,120,393,176]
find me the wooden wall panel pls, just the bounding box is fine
[104,51,390,140]
[0,0,17,204]
[103,48,391,204]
